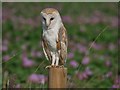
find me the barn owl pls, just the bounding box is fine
[41,8,68,68]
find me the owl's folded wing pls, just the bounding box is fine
[42,36,52,61]
[57,25,68,65]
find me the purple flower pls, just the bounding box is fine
[112,84,120,88]
[105,60,112,67]
[82,72,88,79]
[27,18,34,26]
[28,74,41,84]
[77,73,84,80]
[62,15,73,23]
[70,60,79,68]
[21,52,35,67]
[3,55,10,62]
[36,51,42,57]
[3,39,9,45]
[69,42,77,52]
[111,76,120,88]
[31,50,42,58]
[76,44,87,54]
[85,67,93,76]
[90,16,100,24]
[26,18,38,27]
[15,84,21,88]
[2,39,9,52]
[92,43,102,50]
[3,8,12,22]
[18,16,26,24]
[81,56,90,65]
[110,17,118,27]
[28,74,46,84]
[105,71,112,78]
[2,45,8,52]
[109,43,115,51]
[114,76,120,84]
[38,75,46,84]
[0,45,2,52]
[68,52,74,59]
[22,58,35,68]
[77,72,88,80]
[77,16,90,24]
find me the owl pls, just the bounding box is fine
[41,8,68,68]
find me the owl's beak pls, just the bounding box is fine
[46,19,50,27]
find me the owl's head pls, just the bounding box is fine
[41,8,62,30]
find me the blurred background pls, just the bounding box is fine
[2,2,119,88]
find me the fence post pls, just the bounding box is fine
[48,67,67,88]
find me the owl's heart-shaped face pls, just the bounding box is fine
[41,13,57,30]
[41,8,62,30]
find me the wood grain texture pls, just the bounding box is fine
[48,67,67,88]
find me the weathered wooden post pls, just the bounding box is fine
[48,67,67,88]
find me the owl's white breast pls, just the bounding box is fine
[43,26,60,51]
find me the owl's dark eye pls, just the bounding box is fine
[43,17,46,21]
[50,18,54,21]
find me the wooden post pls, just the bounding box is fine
[48,67,67,88]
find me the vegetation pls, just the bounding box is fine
[2,2,119,88]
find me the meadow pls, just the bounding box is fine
[2,2,119,88]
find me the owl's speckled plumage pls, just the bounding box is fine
[41,8,59,14]
[41,8,68,68]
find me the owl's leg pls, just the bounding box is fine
[51,52,56,66]
[55,50,60,67]
[55,56,59,67]
[45,52,56,69]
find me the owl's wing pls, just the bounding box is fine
[57,25,68,65]
[42,36,52,61]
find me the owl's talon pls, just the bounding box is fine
[45,65,52,69]
[45,65,65,69]
[54,65,59,67]
[51,65,56,68]
[59,65,64,68]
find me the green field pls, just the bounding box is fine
[2,2,119,88]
